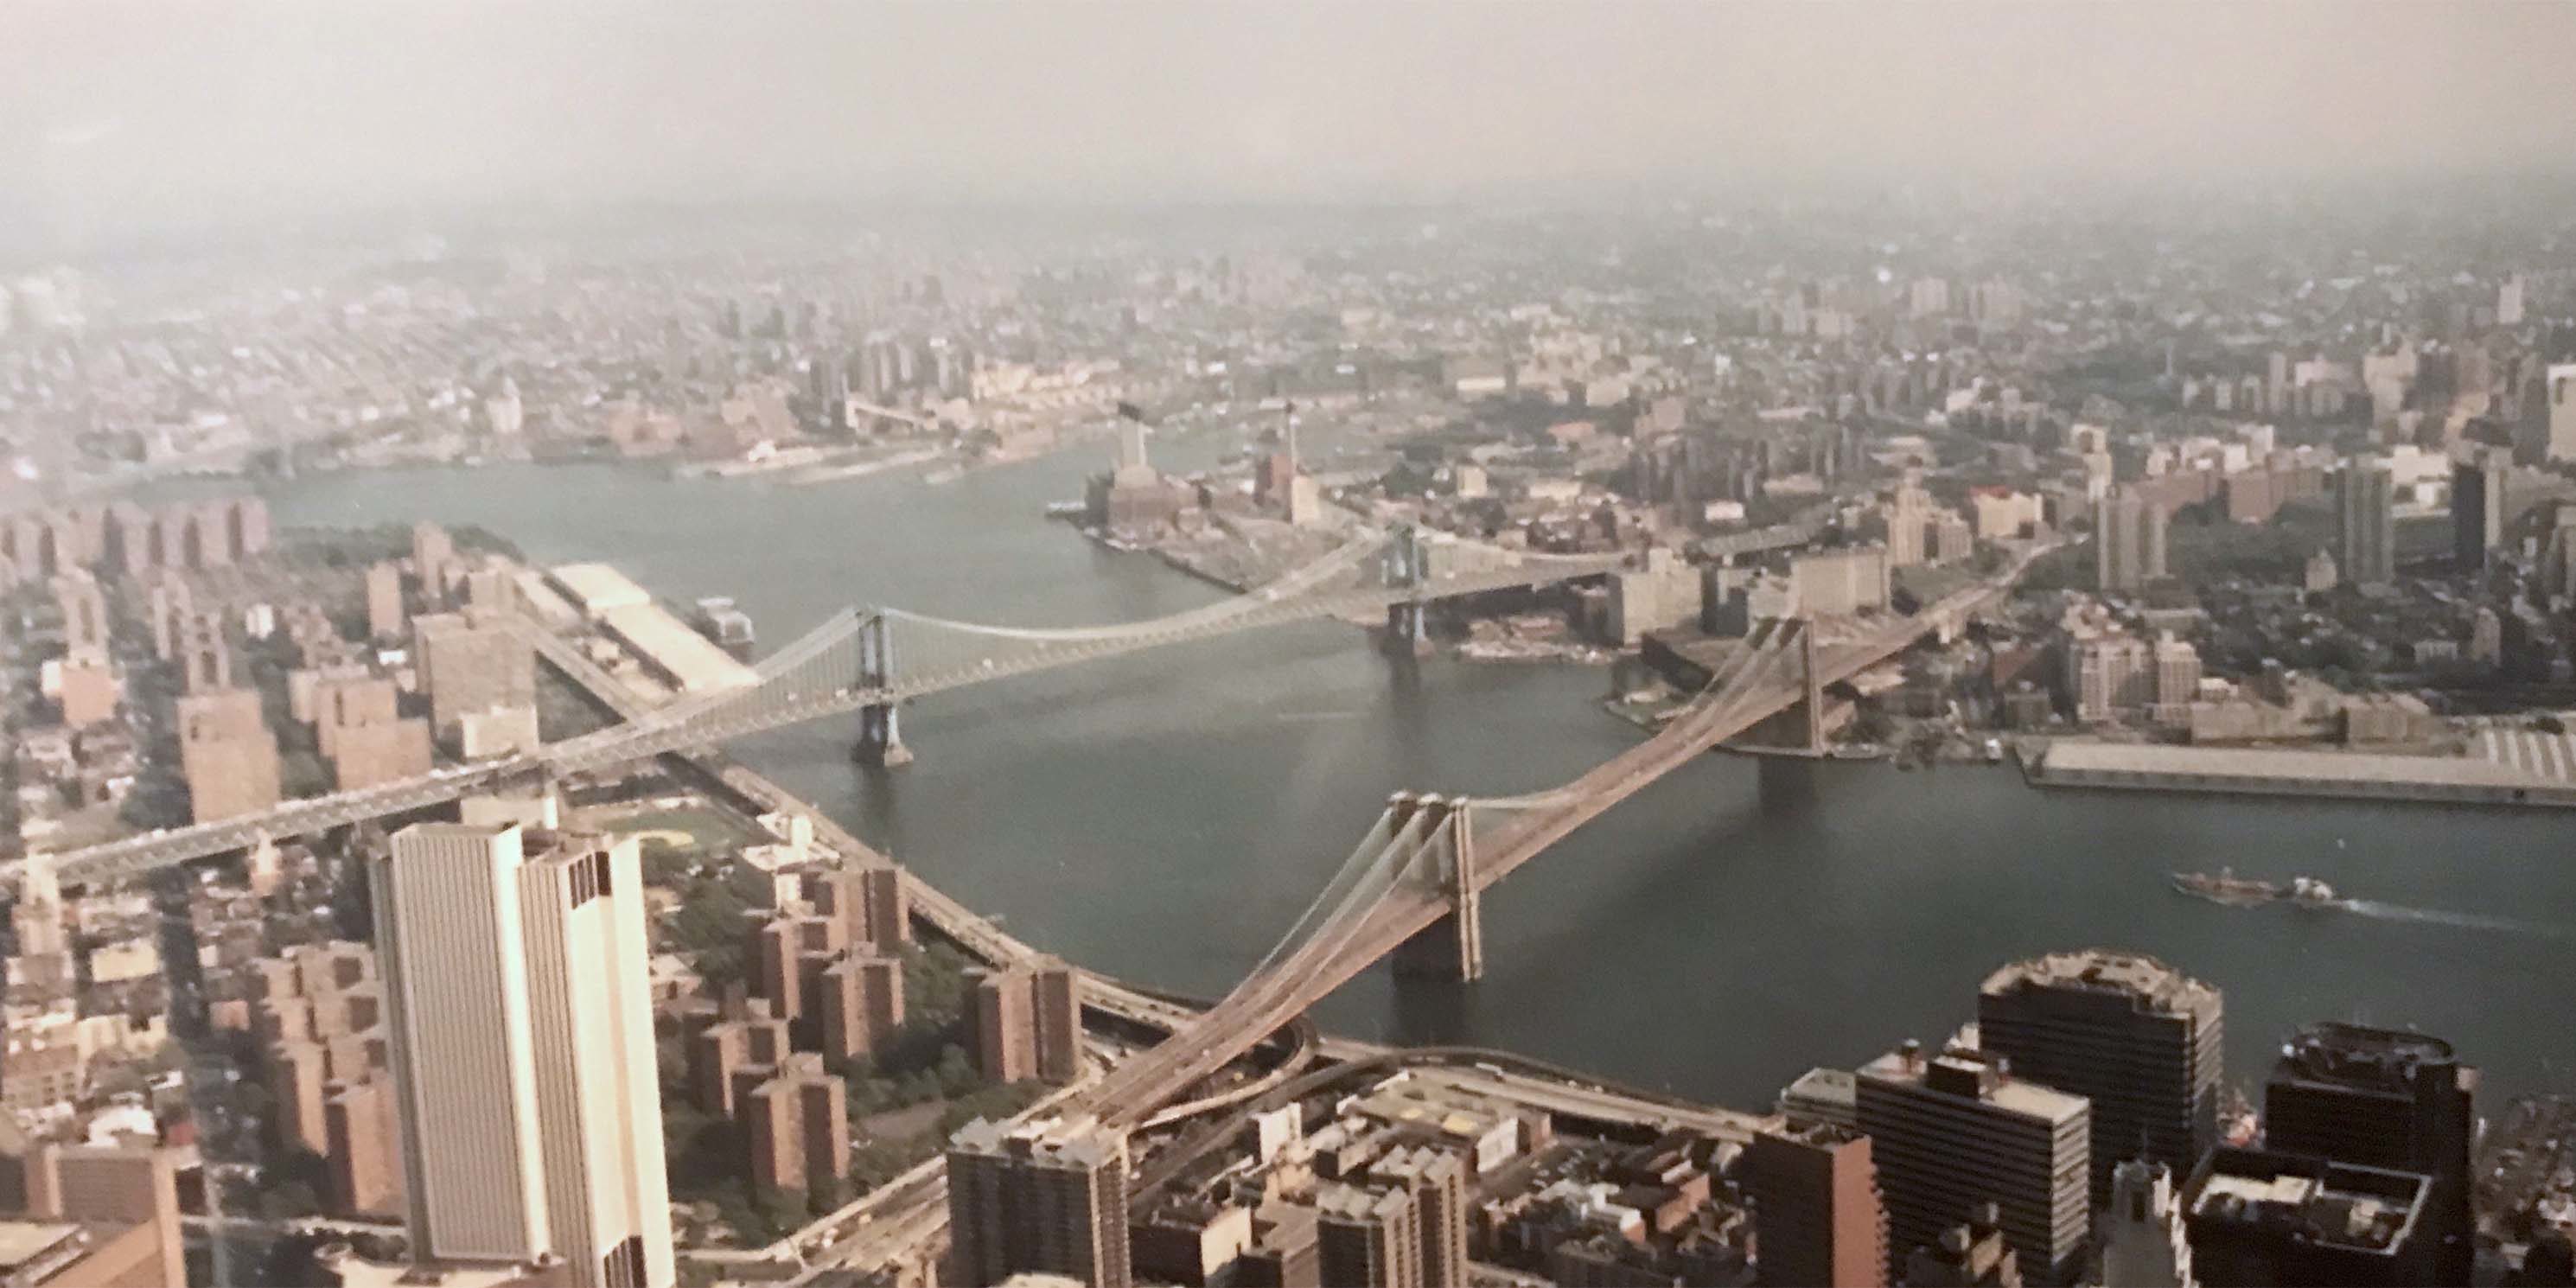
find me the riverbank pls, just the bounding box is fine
[2024,739,2576,809]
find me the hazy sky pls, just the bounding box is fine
[9,2,2575,248]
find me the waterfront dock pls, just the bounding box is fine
[2024,740,2576,809]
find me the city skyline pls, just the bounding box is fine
[4,10,2576,1280]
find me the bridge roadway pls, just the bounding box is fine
[539,553,1630,772]
[1073,547,2046,1131]
[18,552,1626,886]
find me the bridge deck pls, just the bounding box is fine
[1079,548,2042,1124]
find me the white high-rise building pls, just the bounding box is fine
[1886,482,1932,568]
[2549,364,2576,463]
[376,824,673,1288]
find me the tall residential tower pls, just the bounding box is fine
[2336,458,2397,586]
[946,1116,1132,1288]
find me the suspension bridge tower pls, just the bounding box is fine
[854,610,914,767]
[1383,524,1435,657]
[1755,619,1828,808]
[1388,793,1484,982]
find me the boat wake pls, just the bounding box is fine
[2334,900,2576,940]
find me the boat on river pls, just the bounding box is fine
[2170,869,2341,909]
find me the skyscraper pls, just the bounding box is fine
[1747,1121,1887,1288]
[1976,951,2222,1199]
[376,824,673,1288]
[1856,1043,2090,1287]
[2336,458,2397,586]
[2093,488,2167,593]
[2453,450,2509,571]
[2263,1023,2476,1285]
[946,1116,1131,1288]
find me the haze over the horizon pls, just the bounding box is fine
[9,1,2575,252]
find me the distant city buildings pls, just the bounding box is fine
[226,940,402,1218]
[1,497,270,585]
[412,610,539,757]
[0,1135,186,1288]
[1789,546,1891,616]
[2093,488,2167,593]
[2453,451,2509,571]
[175,688,282,823]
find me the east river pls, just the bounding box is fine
[207,441,2576,1113]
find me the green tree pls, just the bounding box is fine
[704,1178,760,1244]
[933,1044,977,1098]
[755,1186,808,1240]
[641,839,695,886]
[664,877,756,992]
[849,1138,934,1190]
